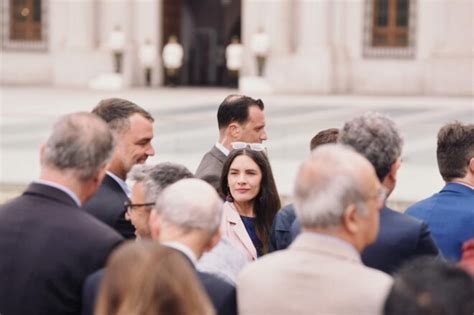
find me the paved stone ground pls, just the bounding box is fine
[1,86,473,210]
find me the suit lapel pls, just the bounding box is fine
[226,203,258,260]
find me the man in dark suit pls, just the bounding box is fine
[0,113,123,315]
[150,179,237,315]
[83,98,155,239]
[195,95,267,191]
[406,122,474,261]
[82,179,236,315]
[289,112,440,274]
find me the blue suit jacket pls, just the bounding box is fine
[82,250,237,315]
[269,204,297,252]
[288,206,439,274]
[406,182,474,261]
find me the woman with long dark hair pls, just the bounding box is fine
[220,147,280,261]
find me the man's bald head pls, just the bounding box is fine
[151,179,223,235]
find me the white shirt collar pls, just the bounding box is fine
[106,171,131,196]
[215,142,230,156]
[162,241,198,265]
[34,179,81,206]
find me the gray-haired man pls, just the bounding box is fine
[290,112,439,274]
[238,144,392,315]
[149,179,237,315]
[125,162,194,239]
[0,113,122,315]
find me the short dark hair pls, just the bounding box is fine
[310,128,339,151]
[437,122,474,182]
[384,257,474,315]
[220,149,280,254]
[217,95,264,130]
[92,98,154,133]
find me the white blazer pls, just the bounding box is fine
[220,202,257,261]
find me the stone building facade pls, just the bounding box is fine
[1,0,472,95]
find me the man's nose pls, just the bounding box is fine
[260,129,268,141]
[146,144,155,156]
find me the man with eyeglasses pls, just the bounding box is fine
[289,112,440,274]
[81,162,194,315]
[195,95,267,191]
[124,163,194,239]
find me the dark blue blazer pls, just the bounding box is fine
[82,249,237,315]
[406,182,474,261]
[269,204,297,252]
[0,183,122,315]
[83,174,135,239]
[289,206,439,274]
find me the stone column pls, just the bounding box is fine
[291,0,333,93]
[51,0,99,86]
[422,0,473,95]
[64,0,96,50]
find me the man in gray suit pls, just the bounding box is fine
[237,144,392,315]
[195,95,267,191]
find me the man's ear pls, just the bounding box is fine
[39,143,46,165]
[149,210,161,241]
[388,157,401,181]
[469,157,474,174]
[342,204,359,235]
[204,230,221,253]
[228,122,241,139]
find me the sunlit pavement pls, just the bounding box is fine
[1,86,473,209]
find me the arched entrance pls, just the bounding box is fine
[162,0,241,86]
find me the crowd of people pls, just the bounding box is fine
[0,95,473,315]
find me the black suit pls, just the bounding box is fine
[289,206,440,274]
[83,174,135,239]
[0,183,123,315]
[82,247,237,315]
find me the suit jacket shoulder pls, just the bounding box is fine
[195,146,227,190]
[83,174,135,239]
[0,183,122,315]
[362,206,439,274]
[237,233,392,315]
[406,183,474,261]
[269,203,296,252]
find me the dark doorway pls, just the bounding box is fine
[162,0,241,86]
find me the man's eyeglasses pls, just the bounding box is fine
[231,142,266,152]
[123,200,155,213]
